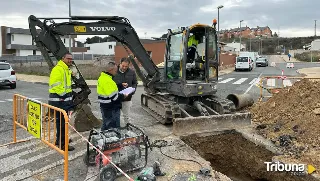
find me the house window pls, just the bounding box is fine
[109,45,112,49]
[11,35,14,41]
[33,50,36,55]
[64,38,66,43]
[147,51,152,57]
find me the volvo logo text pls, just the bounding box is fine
[89,27,116,31]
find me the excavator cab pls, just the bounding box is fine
[165,24,218,83]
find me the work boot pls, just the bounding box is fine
[62,145,75,151]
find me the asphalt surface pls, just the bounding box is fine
[1,56,320,180]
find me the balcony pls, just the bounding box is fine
[6,44,37,50]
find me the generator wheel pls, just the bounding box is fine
[100,165,117,181]
[83,149,97,166]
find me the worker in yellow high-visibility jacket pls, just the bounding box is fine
[48,52,75,151]
[97,60,128,130]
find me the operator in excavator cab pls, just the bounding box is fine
[187,34,200,63]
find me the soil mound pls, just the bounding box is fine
[250,78,320,169]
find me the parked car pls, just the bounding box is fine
[0,62,16,89]
[256,57,268,67]
[235,56,253,71]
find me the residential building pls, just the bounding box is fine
[219,26,272,39]
[0,26,87,57]
[83,42,117,55]
[226,42,246,52]
[114,39,166,66]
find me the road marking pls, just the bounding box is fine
[266,79,275,87]
[249,78,259,84]
[244,73,262,94]
[283,79,292,87]
[0,133,87,181]
[219,78,235,83]
[218,77,223,80]
[0,101,5,103]
[4,99,13,102]
[233,78,248,84]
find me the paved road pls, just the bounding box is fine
[1,56,320,180]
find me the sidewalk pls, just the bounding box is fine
[280,55,301,62]
[296,67,320,78]
[16,67,235,87]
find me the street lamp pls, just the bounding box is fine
[239,20,243,52]
[68,0,72,53]
[217,5,224,65]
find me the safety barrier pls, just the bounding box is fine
[257,76,320,101]
[7,94,70,181]
[3,94,137,180]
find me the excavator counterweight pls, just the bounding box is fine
[28,15,254,135]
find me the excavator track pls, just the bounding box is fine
[141,93,181,124]
[205,97,237,114]
[141,92,239,125]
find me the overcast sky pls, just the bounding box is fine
[0,0,318,42]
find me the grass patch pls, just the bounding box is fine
[294,51,320,62]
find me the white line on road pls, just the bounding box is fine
[218,77,223,80]
[244,73,262,94]
[4,99,13,102]
[0,101,5,103]
[219,78,235,83]
[233,78,248,84]
[249,78,258,84]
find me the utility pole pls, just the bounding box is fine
[217,5,224,65]
[239,20,243,53]
[315,20,317,37]
[68,0,72,53]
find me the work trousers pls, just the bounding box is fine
[121,101,132,125]
[48,100,71,146]
[100,108,121,131]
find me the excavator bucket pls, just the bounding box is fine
[70,104,102,132]
[172,93,254,136]
[172,112,251,136]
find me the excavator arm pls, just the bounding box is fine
[28,15,161,108]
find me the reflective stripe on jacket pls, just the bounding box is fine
[97,72,124,109]
[48,60,72,102]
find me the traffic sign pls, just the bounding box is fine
[27,99,42,139]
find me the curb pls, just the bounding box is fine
[18,69,235,88]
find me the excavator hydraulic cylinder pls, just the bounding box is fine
[226,93,254,110]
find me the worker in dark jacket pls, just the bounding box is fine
[97,60,128,130]
[113,57,138,125]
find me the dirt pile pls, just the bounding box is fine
[250,78,320,169]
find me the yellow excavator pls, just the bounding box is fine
[28,15,253,136]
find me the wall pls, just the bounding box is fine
[61,37,74,48]
[84,42,116,55]
[11,34,32,45]
[115,41,166,65]
[220,53,236,67]
[16,50,33,56]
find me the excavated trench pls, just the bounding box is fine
[181,129,319,181]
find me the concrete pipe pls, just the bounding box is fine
[226,93,254,110]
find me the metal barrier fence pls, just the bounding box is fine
[257,76,320,101]
[6,94,70,181]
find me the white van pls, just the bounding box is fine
[235,56,253,71]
